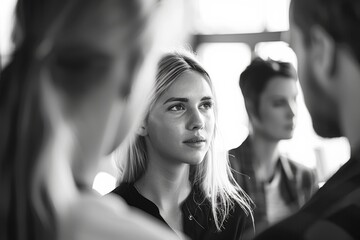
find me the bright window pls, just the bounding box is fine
[197,43,251,150]
[0,0,16,67]
[194,0,290,34]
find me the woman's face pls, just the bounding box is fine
[253,77,298,140]
[144,71,215,166]
[46,0,157,158]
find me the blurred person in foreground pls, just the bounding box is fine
[0,0,185,239]
[111,51,253,240]
[229,57,318,239]
[255,0,360,239]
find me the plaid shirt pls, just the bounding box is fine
[255,147,360,240]
[229,137,318,239]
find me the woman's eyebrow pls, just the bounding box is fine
[163,96,213,104]
[201,96,213,101]
[163,97,188,104]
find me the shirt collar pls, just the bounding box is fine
[279,155,295,181]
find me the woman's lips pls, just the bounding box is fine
[183,136,206,148]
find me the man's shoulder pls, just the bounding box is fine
[254,210,313,240]
[229,137,252,160]
[282,157,316,181]
[255,202,360,240]
[284,157,313,172]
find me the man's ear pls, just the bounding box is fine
[309,25,337,86]
[245,101,258,122]
[136,121,148,136]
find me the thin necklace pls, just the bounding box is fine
[185,201,205,229]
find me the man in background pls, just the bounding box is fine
[229,57,317,239]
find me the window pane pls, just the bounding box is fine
[197,43,251,150]
[0,0,17,67]
[264,0,290,31]
[195,0,265,34]
[255,41,296,63]
[194,0,290,34]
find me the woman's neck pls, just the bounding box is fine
[136,159,191,210]
[250,133,280,181]
[135,154,191,233]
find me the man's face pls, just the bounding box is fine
[289,15,342,138]
[252,77,298,141]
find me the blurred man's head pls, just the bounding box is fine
[289,0,360,144]
[240,57,298,141]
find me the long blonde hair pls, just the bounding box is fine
[120,51,253,231]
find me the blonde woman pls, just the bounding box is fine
[112,52,253,240]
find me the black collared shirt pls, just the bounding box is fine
[111,183,248,240]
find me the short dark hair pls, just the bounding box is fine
[292,0,360,64]
[240,57,297,117]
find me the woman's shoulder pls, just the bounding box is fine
[109,182,164,220]
[110,182,133,197]
[109,182,142,207]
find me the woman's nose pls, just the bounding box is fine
[186,109,205,130]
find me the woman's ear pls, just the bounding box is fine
[136,121,148,136]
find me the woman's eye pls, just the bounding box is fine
[168,104,185,111]
[200,101,213,110]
